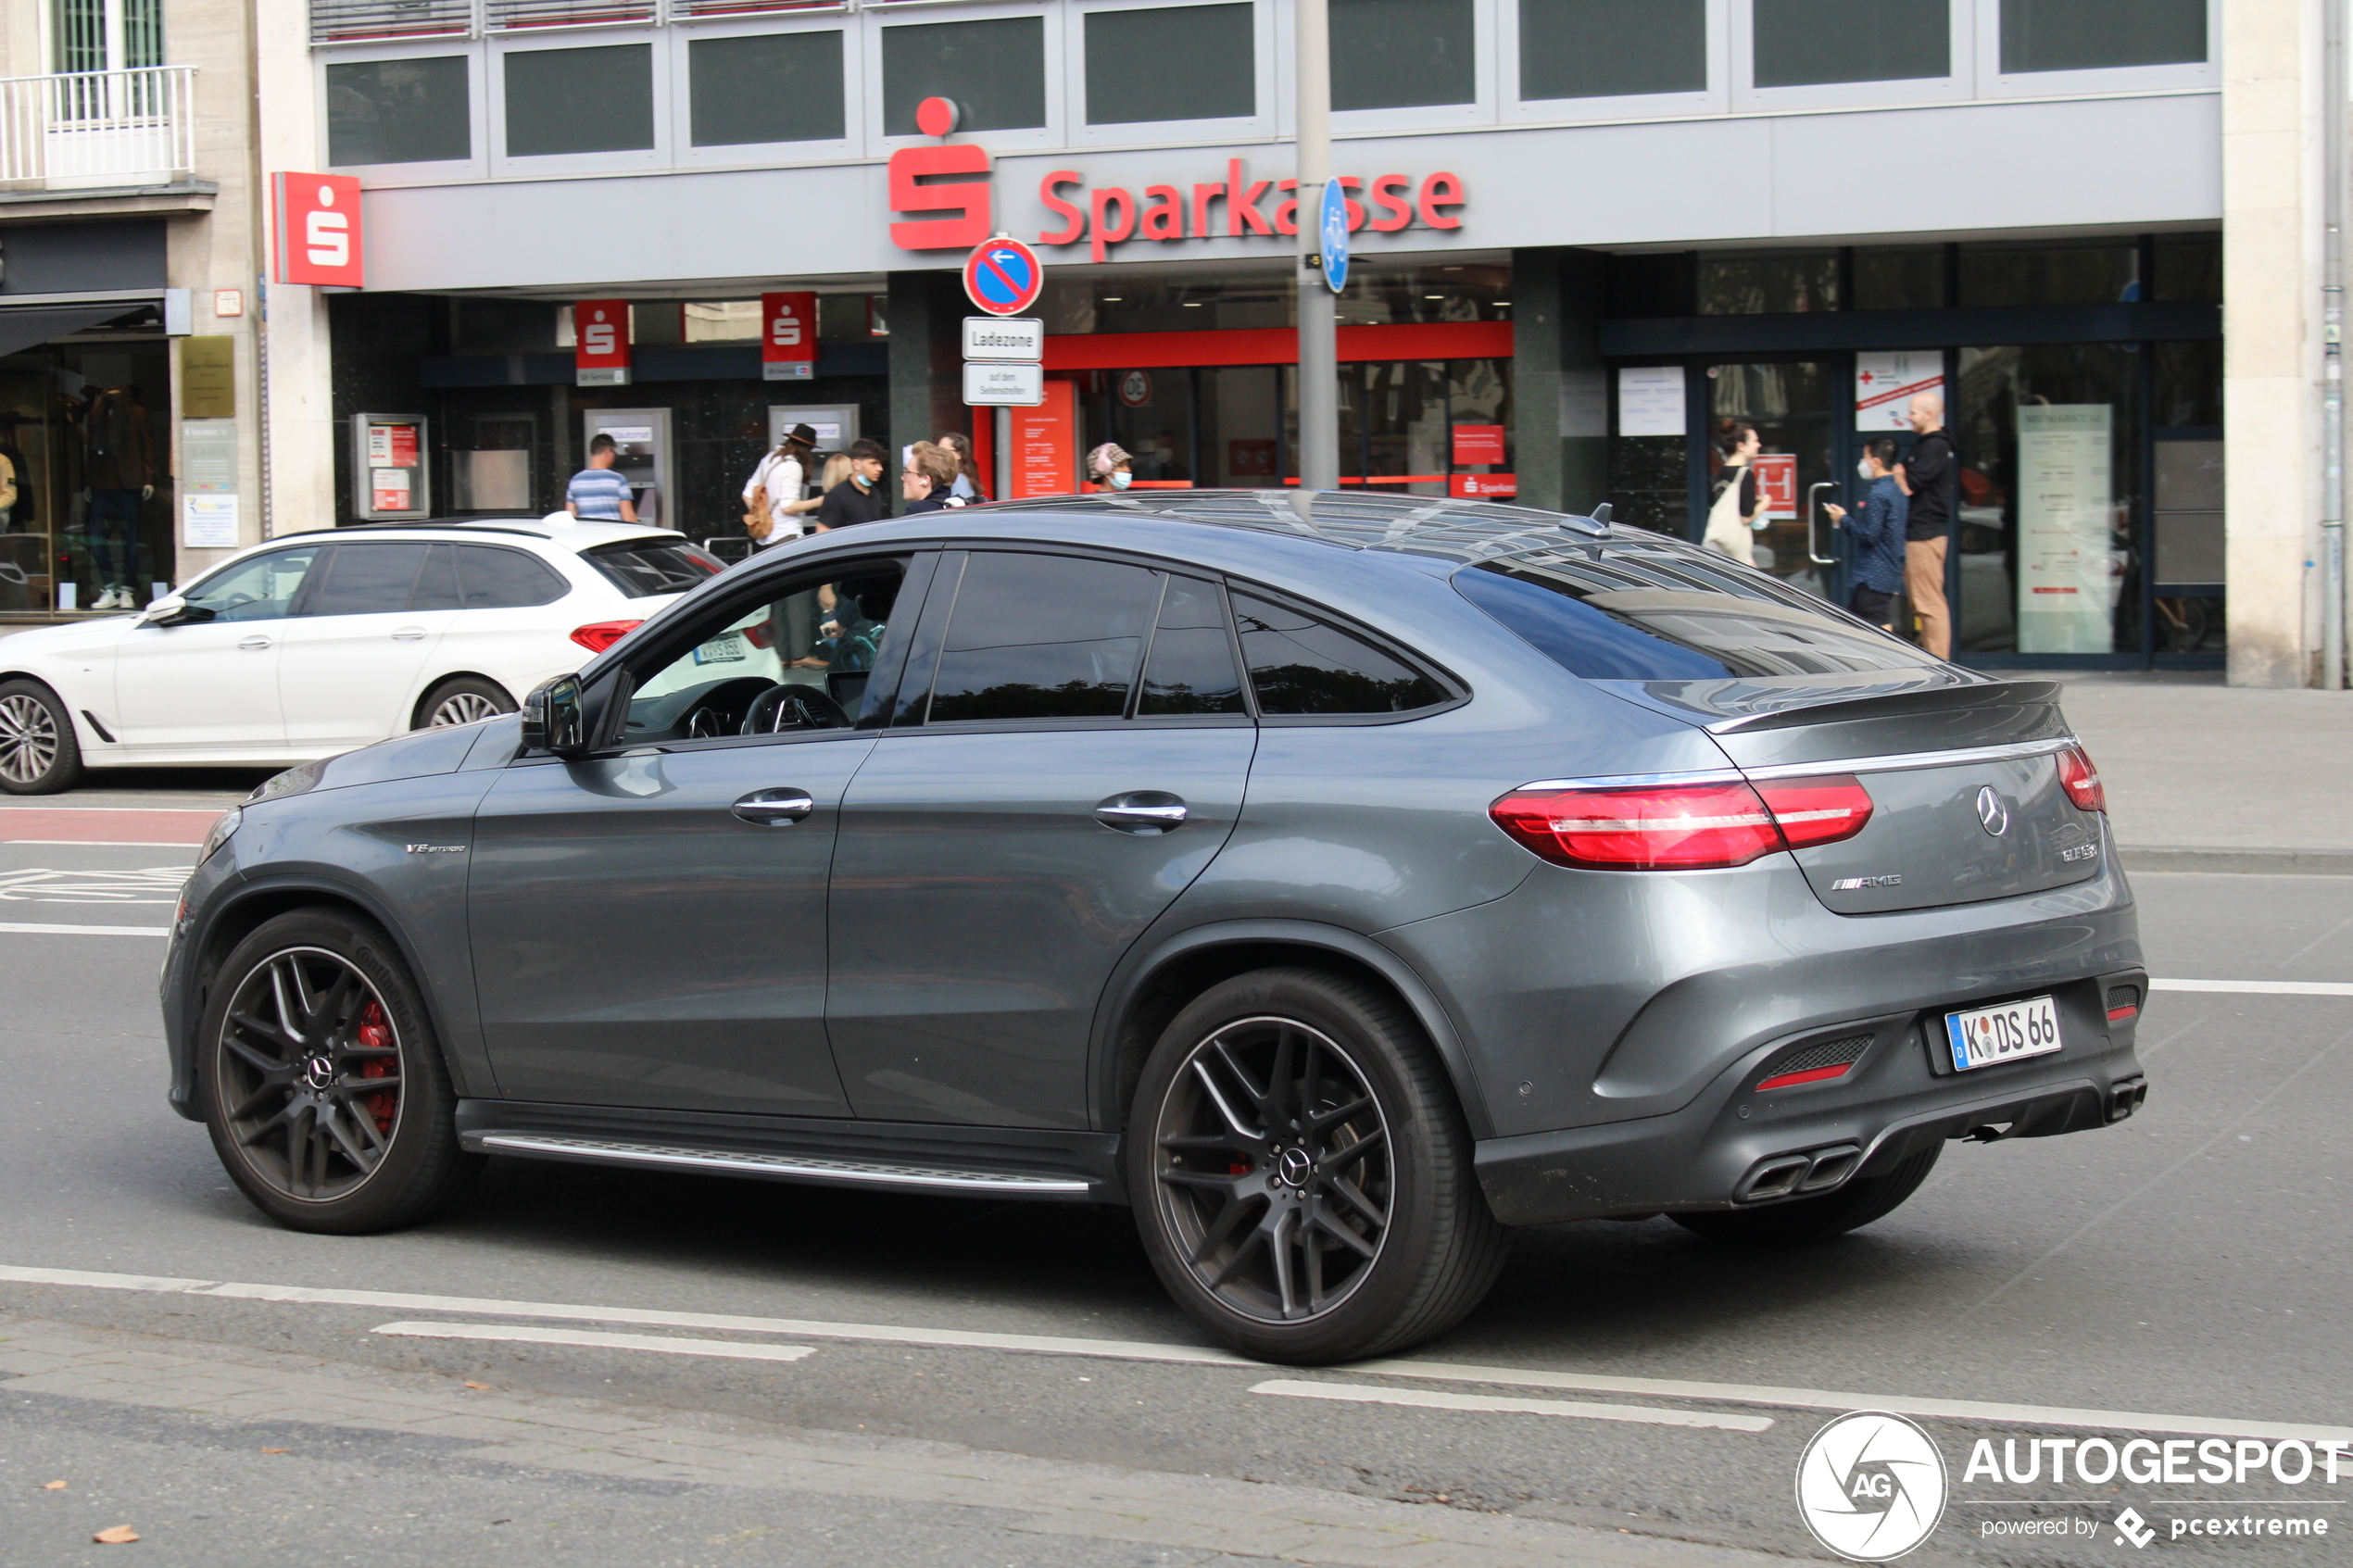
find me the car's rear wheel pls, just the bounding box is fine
[1128,967,1507,1364]
[415,676,515,731]
[198,908,479,1234]
[1671,1142,1942,1248]
[0,678,82,795]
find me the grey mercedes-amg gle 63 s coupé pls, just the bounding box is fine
[162,491,2147,1363]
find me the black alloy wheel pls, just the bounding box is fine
[1130,968,1507,1364]
[200,909,477,1233]
[1672,1142,1943,1248]
[0,678,82,794]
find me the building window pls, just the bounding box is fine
[881,17,1046,134]
[1752,0,1947,88]
[1519,0,1703,100]
[54,0,162,73]
[1853,245,1947,310]
[1332,0,1474,110]
[1698,251,1838,315]
[1085,3,1254,125]
[505,44,654,156]
[2000,0,2204,73]
[689,31,844,146]
[2150,233,2221,301]
[1957,241,2137,307]
[327,56,471,166]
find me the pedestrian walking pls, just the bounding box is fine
[901,441,965,515]
[1894,393,1956,659]
[741,422,821,547]
[1823,435,1907,631]
[1088,442,1133,492]
[1702,423,1764,562]
[935,432,988,502]
[565,433,637,522]
[814,438,891,530]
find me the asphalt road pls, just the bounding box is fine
[1,797,2347,1567]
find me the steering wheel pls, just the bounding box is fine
[741,684,850,735]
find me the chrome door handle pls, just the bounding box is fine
[1806,482,1838,566]
[237,634,271,650]
[732,787,815,827]
[390,626,426,641]
[1095,791,1188,834]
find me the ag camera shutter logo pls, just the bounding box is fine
[1795,1411,1949,1561]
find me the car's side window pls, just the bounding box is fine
[921,552,1161,725]
[1229,591,1451,717]
[409,544,463,611]
[177,545,324,623]
[302,544,431,617]
[456,545,570,609]
[616,558,908,746]
[1139,574,1247,716]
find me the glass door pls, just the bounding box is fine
[1704,360,1838,600]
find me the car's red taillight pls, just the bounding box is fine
[2057,745,2106,813]
[1489,775,1872,871]
[570,619,642,654]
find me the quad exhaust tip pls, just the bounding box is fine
[1734,1142,1862,1203]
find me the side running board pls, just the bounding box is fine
[468,1132,1097,1198]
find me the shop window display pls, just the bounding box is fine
[0,336,172,616]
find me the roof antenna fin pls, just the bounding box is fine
[1585,502,1613,526]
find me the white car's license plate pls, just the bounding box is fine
[692,633,746,665]
[1944,995,2063,1073]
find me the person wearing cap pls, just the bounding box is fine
[742,422,822,546]
[1088,442,1133,492]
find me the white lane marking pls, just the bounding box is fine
[1343,1360,2353,1446]
[1252,1380,1773,1432]
[2151,978,2353,997]
[0,922,169,936]
[372,1321,816,1364]
[1,1262,2345,1443]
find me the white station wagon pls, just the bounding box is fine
[0,517,722,793]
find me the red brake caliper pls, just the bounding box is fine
[357,998,396,1134]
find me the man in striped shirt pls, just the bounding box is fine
[566,434,638,522]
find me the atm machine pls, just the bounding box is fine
[580,409,672,526]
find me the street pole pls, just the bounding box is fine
[2324,0,2347,689]
[1294,0,1338,493]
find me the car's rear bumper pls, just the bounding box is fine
[1473,968,2148,1226]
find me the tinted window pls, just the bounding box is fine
[1086,4,1254,124]
[411,544,462,610]
[690,31,846,146]
[180,546,322,623]
[1332,0,1474,108]
[457,545,569,608]
[1753,0,1949,88]
[327,56,471,166]
[1139,576,1246,716]
[505,44,653,157]
[925,553,1158,723]
[307,544,429,616]
[2000,0,2205,72]
[583,538,723,596]
[881,18,1046,134]
[1520,0,1703,100]
[1455,558,1934,679]
[1230,592,1448,715]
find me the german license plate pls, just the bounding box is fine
[1944,995,2062,1073]
[691,633,746,665]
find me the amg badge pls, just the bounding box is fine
[405,844,465,854]
[1831,874,1903,890]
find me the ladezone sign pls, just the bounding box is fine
[1037,166,1466,263]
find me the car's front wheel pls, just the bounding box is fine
[0,678,82,795]
[1128,967,1507,1364]
[1671,1142,1942,1248]
[415,676,516,731]
[198,908,479,1234]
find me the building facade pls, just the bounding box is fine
[175,0,2334,681]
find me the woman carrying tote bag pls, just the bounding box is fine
[1702,423,1766,563]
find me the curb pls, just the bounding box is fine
[2120,847,2353,876]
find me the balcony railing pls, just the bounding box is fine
[0,66,195,190]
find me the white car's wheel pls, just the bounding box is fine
[415,677,516,732]
[0,679,82,794]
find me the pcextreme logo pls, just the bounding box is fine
[1795,1411,1950,1562]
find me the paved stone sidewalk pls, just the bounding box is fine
[0,1313,1792,1568]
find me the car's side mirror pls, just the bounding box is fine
[521,673,588,758]
[139,596,202,627]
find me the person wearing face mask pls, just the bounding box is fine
[1088,442,1134,492]
[1822,435,1908,632]
[815,438,892,530]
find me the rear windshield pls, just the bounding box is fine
[583,538,724,597]
[1455,546,1936,680]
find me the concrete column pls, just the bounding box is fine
[2222,0,2327,686]
[886,270,965,509]
[254,0,336,536]
[1510,246,1608,517]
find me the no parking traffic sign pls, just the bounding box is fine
[964,235,1044,317]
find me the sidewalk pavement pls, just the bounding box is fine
[2032,672,2353,874]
